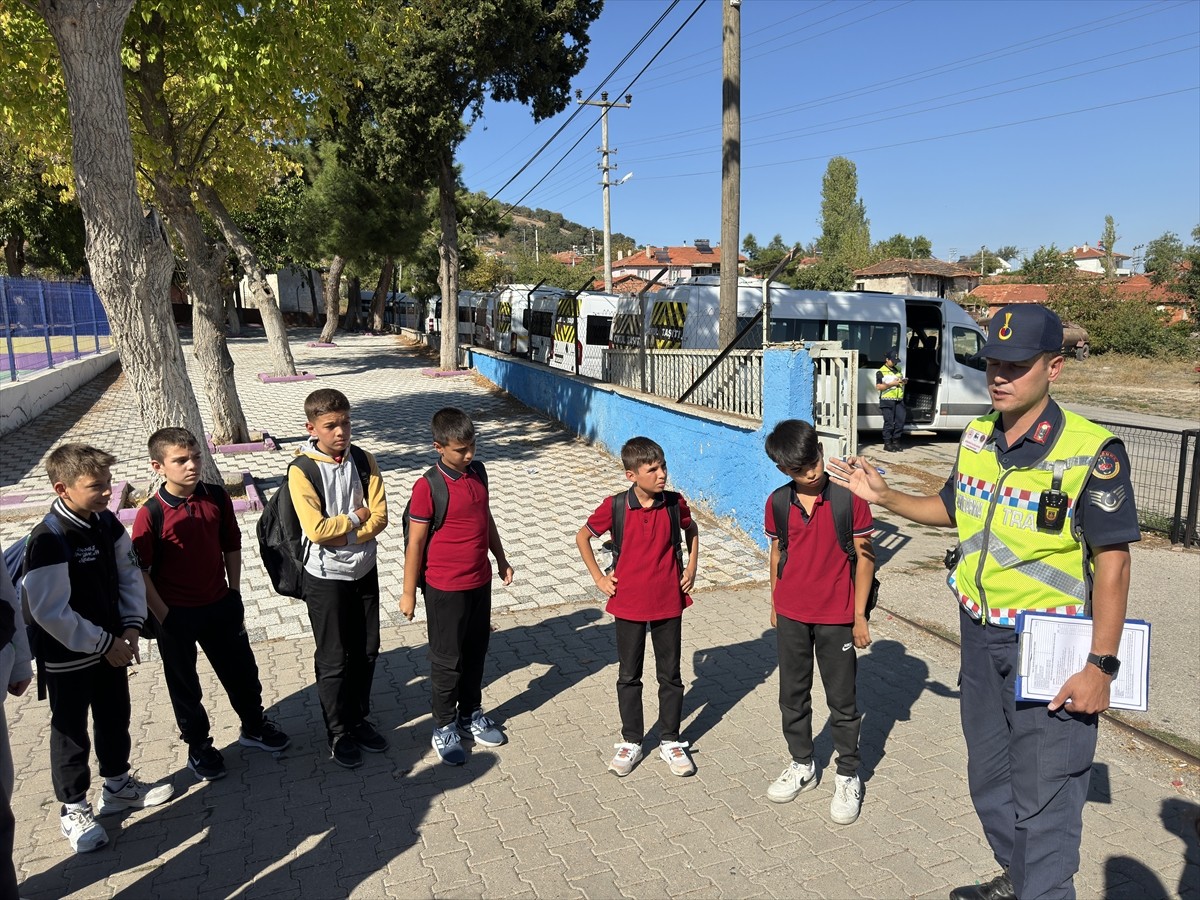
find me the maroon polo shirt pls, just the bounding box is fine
[586,490,694,622]
[765,481,874,624]
[132,482,240,608]
[409,461,492,592]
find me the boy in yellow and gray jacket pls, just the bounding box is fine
[290,388,389,769]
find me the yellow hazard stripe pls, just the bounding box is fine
[651,301,686,328]
[554,323,576,342]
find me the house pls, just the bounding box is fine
[1069,243,1132,276]
[552,249,590,268]
[609,240,746,285]
[966,276,1190,325]
[591,273,669,294]
[852,258,981,299]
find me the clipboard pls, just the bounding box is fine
[1015,612,1150,712]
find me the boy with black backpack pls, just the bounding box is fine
[290,389,389,769]
[132,428,289,783]
[763,419,875,826]
[400,407,513,766]
[575,436,700,779]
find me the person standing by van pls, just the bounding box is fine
[875,348,907,452]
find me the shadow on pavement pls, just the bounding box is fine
[683,628,778,746]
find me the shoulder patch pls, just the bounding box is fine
[1093,451,1120,480]
[1086,484,1129,513]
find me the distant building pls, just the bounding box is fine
[610,240,746,285]
[967,275,1190,324]
[1069,243,1132,276]
[552,250,589,268]
[852,258,980,299]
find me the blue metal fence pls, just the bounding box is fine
[0,277,112,382]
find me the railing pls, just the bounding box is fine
[1094,422,1199,547]
[1,277,112,383]
[604,347,764,418]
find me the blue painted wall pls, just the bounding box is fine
[468,347,814,549]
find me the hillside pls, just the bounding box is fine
[487,204,637,258]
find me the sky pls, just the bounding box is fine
[456,0,1200,266]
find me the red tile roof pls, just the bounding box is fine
[1070,244,1131,261]
[614,244,746,268]
[854,257,979,278]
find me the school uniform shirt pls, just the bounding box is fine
[408,460,492,592]
[585,492,694,622]
[765,482,874,624]
[131,483,240,608]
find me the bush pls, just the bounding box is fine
[1047,282,1197,359]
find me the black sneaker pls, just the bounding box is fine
[330,734,363,769]
[349,720,389,753]
[239,718,291,752]
[187,742,227,781]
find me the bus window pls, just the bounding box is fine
[585,316,612,345]
[530,310,554,337]
[953,326,987,371]
[767,317,822,343]
[827,321,900,369]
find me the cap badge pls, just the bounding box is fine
[997,312,1014,341]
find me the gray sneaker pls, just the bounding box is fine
[458,709,505,747]
[767,760,818,803]
[608,742,643,777]
[432,722,466,766]
[60,804,108,853]
[830,773,863,824]
[659,740,696,776]
[97,774,174,816]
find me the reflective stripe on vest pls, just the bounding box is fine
[951,410,1114,627]
[877,365,904,400]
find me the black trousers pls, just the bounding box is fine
[302,567,381,741]
[776,614,861,776]
[156,589,265,749]
[880,398,906,444]
[614,615,684,744]
[44,662,131,804]
[424,582,492,728]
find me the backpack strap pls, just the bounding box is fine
[348,445,371,504]
[610,491,627,557]
[665,491,683,572]
[770,483,792,579]
[828,481,859,577]
[609,488,684,572]
[422,466,450,532]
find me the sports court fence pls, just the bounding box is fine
[0,277,112,382]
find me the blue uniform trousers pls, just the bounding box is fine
[958,606,1098,899]
[880,398,906,444]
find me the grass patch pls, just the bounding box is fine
[1052,353,1200,420]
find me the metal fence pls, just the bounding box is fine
[1,277,112,382]
[1095,422,1199,547]
[604,348,764,418]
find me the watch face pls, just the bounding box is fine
[1092,654,1120,675]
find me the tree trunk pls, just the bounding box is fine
[4,231,26,276]
[345,275,361,332]
[151,174,250,446]
[37,0,220,482]
[370,258,393,332]
[224,287,241,337]
[319,256,344,343]
[437,154,460,370]
[197,181,297,376]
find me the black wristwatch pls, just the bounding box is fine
[1087,653,1121,677]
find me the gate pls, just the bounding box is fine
[803,341,858,459]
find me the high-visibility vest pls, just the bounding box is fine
[877,364,904,400]
[950,410,1115,627]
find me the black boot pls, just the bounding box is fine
[949,871,1015,900]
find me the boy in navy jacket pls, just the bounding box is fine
[576,436,700,778]
[23,444,173,854]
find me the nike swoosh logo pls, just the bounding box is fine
[842,642,853,652]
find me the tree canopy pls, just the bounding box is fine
[816,156,870,268]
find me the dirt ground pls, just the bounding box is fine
[1051,353,1200,421]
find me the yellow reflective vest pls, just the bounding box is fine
[877,364,904,400]
[950,410,1115,627]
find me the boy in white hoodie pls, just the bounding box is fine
[290,389,389,769]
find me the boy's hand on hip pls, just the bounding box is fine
[593,572,617,597]
[399,592,416,621]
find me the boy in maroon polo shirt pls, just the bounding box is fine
[133,428,289,782]
[400,407,513,766]
[763,419,874,825]
[575,436,700,778]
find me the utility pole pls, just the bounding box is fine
[535,226,540,264]
[577,89,632,293]
[719,0,741,348]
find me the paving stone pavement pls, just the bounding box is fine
[2,327,1198,899]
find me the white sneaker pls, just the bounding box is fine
[659,740,696,777]
[60,804,108,854]
[608,742,643,777]
[830,773,862,824]
[96,775,175,816]
[766,760,818,803]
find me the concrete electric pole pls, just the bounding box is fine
[577,89,631,293]
[719,0,741,348]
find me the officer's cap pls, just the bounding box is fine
[981,304,1063,362]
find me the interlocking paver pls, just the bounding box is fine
[2,329,1196,899]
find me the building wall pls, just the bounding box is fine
[467,346,815,548]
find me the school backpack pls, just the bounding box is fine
[608,488,684,575]
[769,480,880,620]
[257,446,370,599]
[401,461,488,591]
